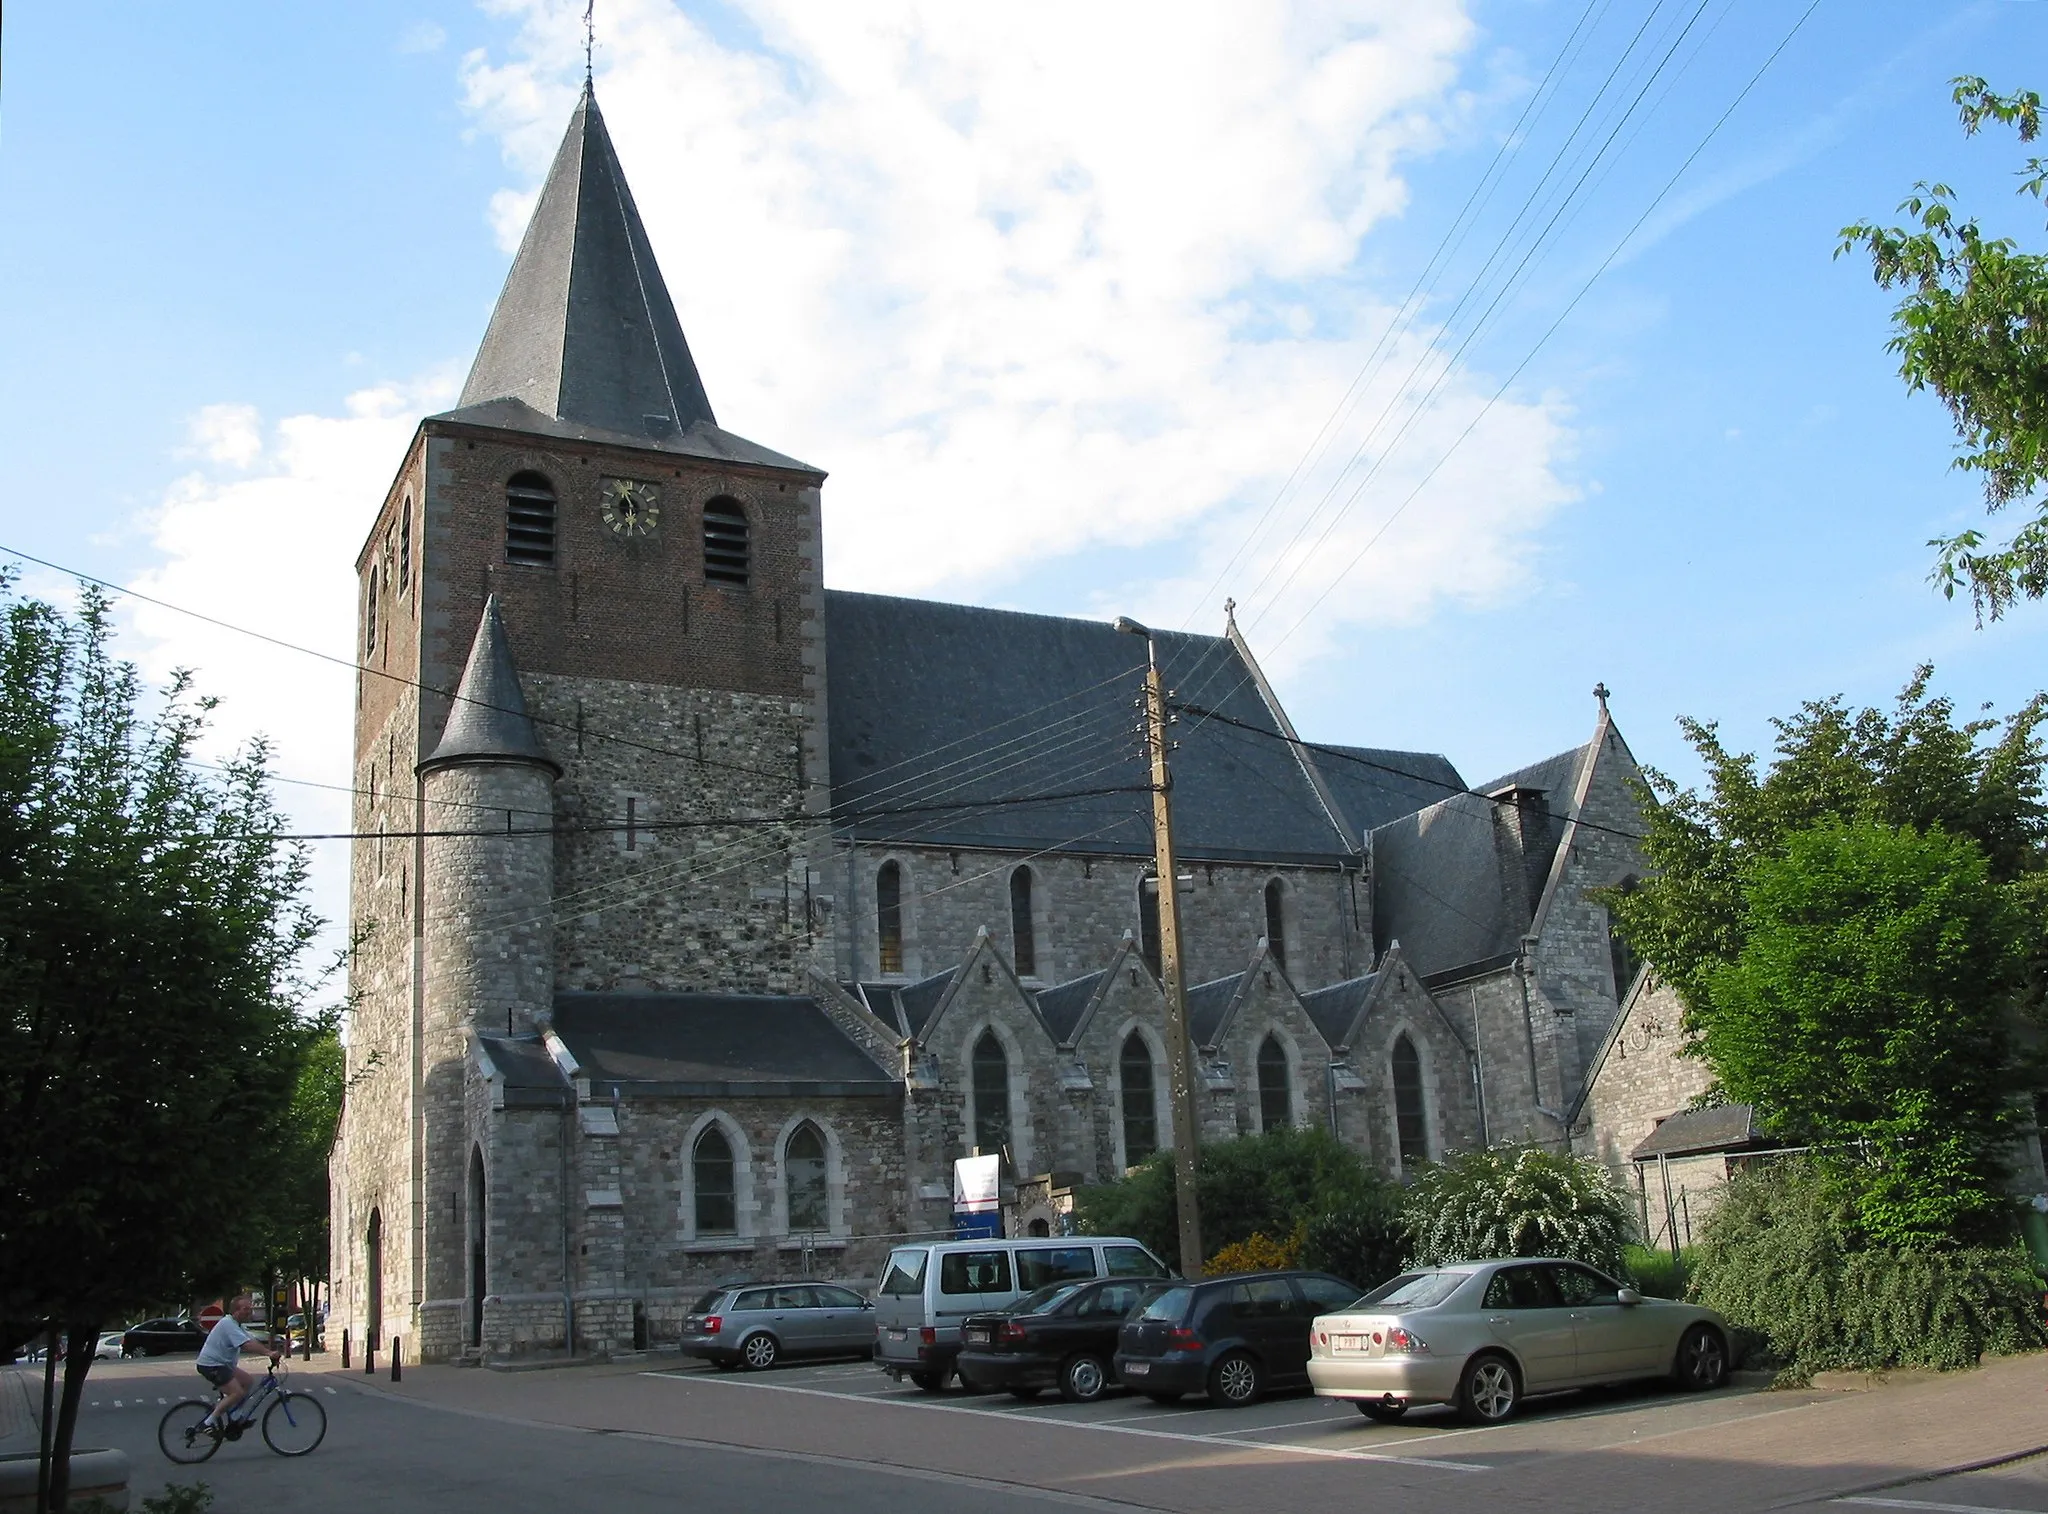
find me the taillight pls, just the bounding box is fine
[1000,1321,1029,1343]
[919,1326,936,1345]
[703,1316,722,1335]
[1313,1331,1327,1347]
[1168,1328,1202,1352]
[1385,1327,1429,1354]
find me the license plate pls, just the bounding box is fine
[963,1329,988,1345]
[1122,1361,1150,1376]
[1336,1334,1365,1351]
[886,1329,908,1341]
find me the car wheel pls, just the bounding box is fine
[1356,1400,1408,1422]
[909,1369,950,1393]
[1059,1353,1109,1404]
[1456,1353,1520,1425]
[1008,1387,1042,1401]
[1672,1325,1728,1391]
[739,1333,779,1371]
[1206,1351,1263,1408]
[1143,1391,1183,1405]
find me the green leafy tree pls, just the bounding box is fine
[1403,1148,1633,1276]
[1705,820,2025,1242]
[1841,78,2048,620]
[0,577,321,1509]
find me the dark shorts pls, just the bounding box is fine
[197,1363,238,1387]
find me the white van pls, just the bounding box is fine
[873,1236,1170,1390]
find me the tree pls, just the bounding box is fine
[1608,671,2048,1248]
[1705,820,2025,1243]
[1841,78,2048,620]
[0,577,321,1509]
[1403,1148,1633,1276]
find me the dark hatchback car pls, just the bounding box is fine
[1114,1270,1362,1407]
[957,1277,1174,1403]
[121,1318,209,1357]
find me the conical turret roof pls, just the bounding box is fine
[420,596,561,777]
[437,83,821,475]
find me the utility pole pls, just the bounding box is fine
[1116,617,1204,1279]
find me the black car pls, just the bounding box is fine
[1114,1269,1362,1407]
[957,1277,1174,1403]
[121,1317,209,1357]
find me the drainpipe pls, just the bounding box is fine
[1325,1061,1339,1140]
[560,1100,575,1359]
[845,841,860,983]
[1514,940,1570,1142]
[1468,985,1490,1148]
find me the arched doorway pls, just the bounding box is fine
[365,1208,384,1347]
[468,1149,488,1348]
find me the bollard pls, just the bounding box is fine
[302,1326,312,1362]
[341,1329,349,1369]
[365,1339,375,1375]
[391,1336,401,1382]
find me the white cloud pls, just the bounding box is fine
[187,402,265,468]
[458,0,1577,652]
[398,20,449,54]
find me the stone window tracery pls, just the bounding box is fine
[971,1030,1012,1156]
[1257,1034,1291,1132]
[1120,1033,1158,1163]
[1392,1033,1429,1168]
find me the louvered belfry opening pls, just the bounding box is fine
[703,498,750,585]
[505,471,558,566]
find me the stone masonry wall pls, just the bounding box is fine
[1576,974,1713,1179]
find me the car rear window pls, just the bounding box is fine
[1137,1287,1191,1322]
[880,1248,929,1296]
[1360,1271,1471,1310]
[939,1250,1013,1295]
[688,1290,725,1314]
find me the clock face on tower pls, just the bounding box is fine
[600,478,660,537]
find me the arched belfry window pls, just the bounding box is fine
[1138,875,1162,979]
[1120,1033,1157,1163]
[1608,874,1642,998]
[704,498,749,586]
[505,471,557,567]
[398,499,413,596]
[1392,1034,1428,1168]
[1010,867,1037,977]
[785,1123,827,1233]
[876,861,904,975]
[1264,879,1287,972]
[693,1126,737,1234]
[1257,1035,1290,1132]
[971,1031,1012,1157]
[364,566,379,656]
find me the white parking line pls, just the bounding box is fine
[648,1374,1485,1472]
[1837,1499,2048,1513]
[1205,1412,1353,1437]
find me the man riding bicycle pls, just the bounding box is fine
[194,1294,281,1431]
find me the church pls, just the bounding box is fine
[328,83,1677,1363]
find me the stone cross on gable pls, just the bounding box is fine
[1593,681,1611,714]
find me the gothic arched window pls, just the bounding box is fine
[971,1031,1011,1156]
[1392,1034,1428,1168]
[1138,875,1162,980]
[693,1126,737,1234]
[1257,1035,1290,1133]
[398,498,412,596]
[876,861,904,975]
[1264,879,1287,972]
[505,471,557,567]
[785,1123,828,1233]
[1120,1033,1158,1163]
[703,497,750,586]
[1010,867,1037,977]
[1608,874,1642,998]
[364,566,379,656]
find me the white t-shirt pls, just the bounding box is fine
[196,1315,253,1368]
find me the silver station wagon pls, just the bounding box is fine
[1307,1258,1731,1424]
[679,1281,876,1371]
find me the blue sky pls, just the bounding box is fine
[5,0,2048,943]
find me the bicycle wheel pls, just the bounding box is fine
[262,1391,327,1456]
[158,1401,222,1464]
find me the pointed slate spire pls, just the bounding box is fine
[420,596,561,777]
[457,82,717,442]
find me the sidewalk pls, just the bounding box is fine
[0,1367,41,1456]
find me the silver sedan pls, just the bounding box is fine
[1307,1257,1731,1424]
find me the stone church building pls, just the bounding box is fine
[329,85,1669,1362]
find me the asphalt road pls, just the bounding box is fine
[28,1350,2048,1514]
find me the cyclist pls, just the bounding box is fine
[194,1294,281,1432]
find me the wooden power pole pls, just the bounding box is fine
[1118,617,1204,1279]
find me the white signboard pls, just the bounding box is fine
[953,1154,1001,1212]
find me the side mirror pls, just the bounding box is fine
[862,1299,875,1310]
[1615,1287,1643,1306]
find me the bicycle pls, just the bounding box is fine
[157,1358,327,1462]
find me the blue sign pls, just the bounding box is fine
[952,1210,1002,1240]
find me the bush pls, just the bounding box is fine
[1073,1127,1383,1262]
[1689,1158,2046,1373]
[1622,1244,1695,1299]
[1300,1190,1411,1293]
[1206,1228,1302,1274]
[1404,1147,1634,1275]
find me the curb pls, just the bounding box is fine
[1763,1439,2048,1511]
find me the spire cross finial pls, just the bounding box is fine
[1593,681,1611,714]
[584,0,595,84]
[1223,596,1237,625]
